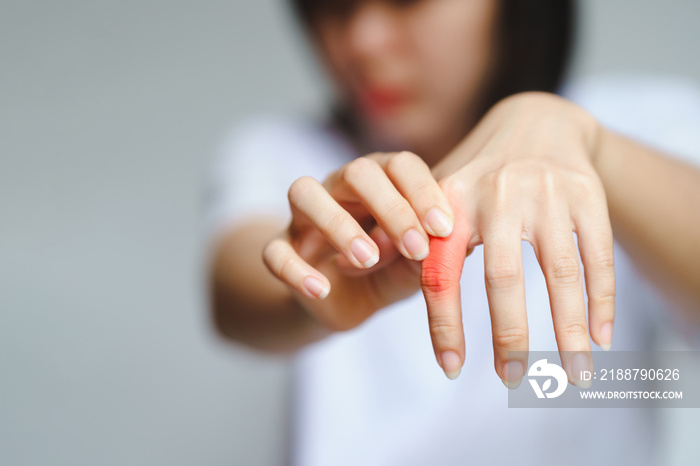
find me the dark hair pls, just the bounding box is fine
[488,0,576,104]
[290,0,575,131]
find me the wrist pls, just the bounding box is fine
[495,92,602,156]
[587,115,605,171]
[590,125,617,182]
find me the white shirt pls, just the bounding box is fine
[205,75,700,466]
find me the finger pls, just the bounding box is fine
[288,176,379,269]
[534,215,593,388]
[573,200,616,351]
[482,220,528,389]
[332,157,430,261]
[262,237,330,300]
[335,225,401,276]
[375,151,455,237]
[421,196,471,380]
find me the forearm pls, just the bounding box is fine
[594,128,700,319]
[209,218,331,353]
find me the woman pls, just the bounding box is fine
[206,1,700,464]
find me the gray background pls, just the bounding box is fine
[1,1,699,465]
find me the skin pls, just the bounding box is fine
[312,0,498,163]
[422,92,612,385]
[211,0,700,387]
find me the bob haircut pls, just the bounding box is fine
[290,0,576,132]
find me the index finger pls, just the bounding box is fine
[420,197,471,379]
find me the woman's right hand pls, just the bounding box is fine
[263,151,455,336]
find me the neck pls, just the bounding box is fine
[412,132,462,169]
[333,107,477,170]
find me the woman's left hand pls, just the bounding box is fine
[422,92,615,388]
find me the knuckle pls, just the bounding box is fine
[409,181,435,202]
[386,151,423,174]
[484,162,540,203]
[558,320,589,340]
[262,239,282,263]
[538,167,558,199]
[439,176,465,199]
[429,316,459,339]
[571,173,596,198]
[343,156,378,183]
[382,197,412,220]
[591,249,615,270]
[572,171,604,197]
[319,210,348,236]
[277,257,296,282]
[398,150,422,163]
[549,257,581,284]
[421,263,458,295]
[288,176,316,204]
[492,326,528,349]
[487,165,513,192]
[364,151,385,160]
[590,289,616,310]
[261,243,275,270]
[262,239,291,278]
[484,262,522,290]
[561,168,605,205]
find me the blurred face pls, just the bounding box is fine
[310,0,499,157]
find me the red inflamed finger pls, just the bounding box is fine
[420,198,471,380]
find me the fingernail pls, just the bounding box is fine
[303,276,329,300]
[501,360,524,390]
[439,351,462,380]
[426,207,454,237]
[402,229,429,260]
[350,238,379,268]
[571,352,592,389]
[600,322,613,351]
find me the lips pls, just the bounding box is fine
[357,86,411,117]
